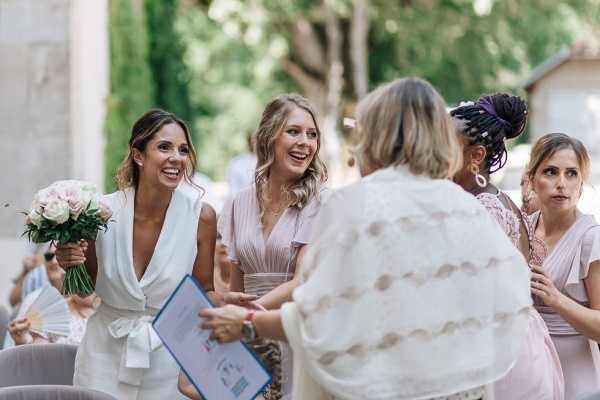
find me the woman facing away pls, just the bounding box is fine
[214,93,327,400]
[451,94,564,400]
[56,109,218,399]
[199,77,532,400]
[527,133,600,400]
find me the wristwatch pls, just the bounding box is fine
[241,311,257,342]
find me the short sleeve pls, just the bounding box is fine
[476,193,520,246]
[565,225,600,302]
[291,188,330,248]
[217,197,239,263]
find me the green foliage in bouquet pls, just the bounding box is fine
[24,204,109,246]
[24,181,113,297]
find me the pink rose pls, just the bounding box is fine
[62,186,86,220]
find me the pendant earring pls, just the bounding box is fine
[347,150,356,167]
[136,161,143,167]
[469,163,487,188]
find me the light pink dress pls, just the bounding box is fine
[218,185,325,398]
[477,193,564,400]
[530,211,600,400]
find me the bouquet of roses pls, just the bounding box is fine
[23,180,112,296]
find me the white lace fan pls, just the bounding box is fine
[17,285,71,337]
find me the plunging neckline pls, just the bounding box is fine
[260,206,288,244]
[129,190,176,284]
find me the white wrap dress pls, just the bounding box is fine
[73,188,202,399]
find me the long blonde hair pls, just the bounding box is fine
[254,93,327,209]
[355,77,462,179]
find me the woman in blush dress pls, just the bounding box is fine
[218,93,328,399]
[527,133,600,400]
[451,94,564,400]
[56,109,217,400]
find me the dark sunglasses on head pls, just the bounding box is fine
[44,252,55,262]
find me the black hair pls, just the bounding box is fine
[450,93,527,173]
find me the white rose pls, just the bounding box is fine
[27,208,44,227]
[42,199,70,224]
[34,186,61,207]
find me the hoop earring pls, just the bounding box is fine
[469,163,487,188]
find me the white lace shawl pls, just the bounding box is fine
[281,166,532,400]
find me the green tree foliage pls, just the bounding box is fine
[177,3,290,179]
[106,0,599,181]
[176,0,599,174]
[145,0,194,124]
[105,0,155,192]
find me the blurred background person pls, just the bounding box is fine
[213,233,231,294]
[521,170,541,215]
[7,245,98,346]
[226,130,257,196]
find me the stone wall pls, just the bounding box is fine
[0,0,108,308]
[0,0,72,237]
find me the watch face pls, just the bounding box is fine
[242,321,255,341]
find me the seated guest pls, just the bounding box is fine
[200,77,532,400]
[214,234,232,294]
[8,249,98,346]
[9,253,44,308]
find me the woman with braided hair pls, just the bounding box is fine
[452,94,564,400]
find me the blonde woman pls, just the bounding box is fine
[217,93,327,399]
[201,78,531,400]
[528,133,600,399]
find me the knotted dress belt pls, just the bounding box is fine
[99,302,162,386]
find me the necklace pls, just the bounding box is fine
[263,205,286,217]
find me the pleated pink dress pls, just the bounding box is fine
[530,211,600,400]
[218,185,325,398]
[477,193,564,400]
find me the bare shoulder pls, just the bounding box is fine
[199,202,217,229]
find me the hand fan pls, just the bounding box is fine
[18,285,72,337]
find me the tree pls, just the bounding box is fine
[178,0,599,179]
[104,0,155,192]
[145,0,194,124]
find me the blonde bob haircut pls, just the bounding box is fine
[254,93,327,209]
[354,77,462,179]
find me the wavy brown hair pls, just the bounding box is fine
[254,93,327,209]
[116,109,198,190]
